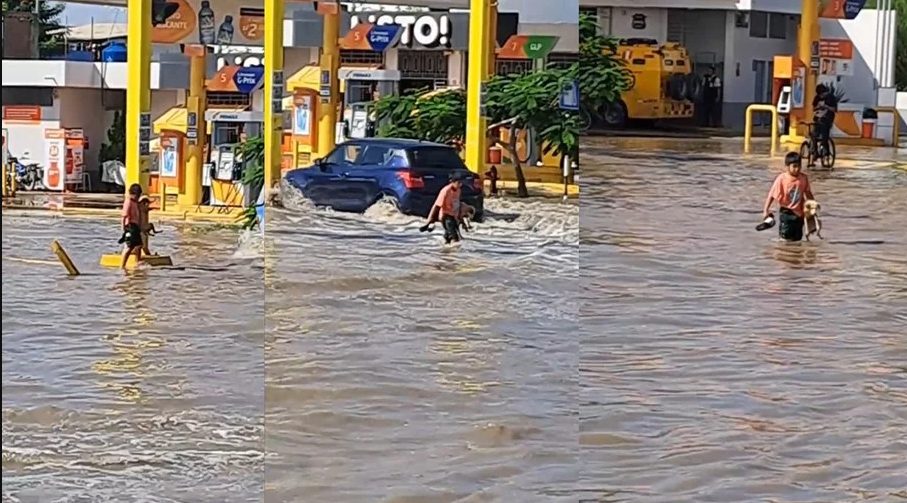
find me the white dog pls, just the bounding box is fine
[803,199,823,241]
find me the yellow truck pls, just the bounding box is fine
[599,39,697,128]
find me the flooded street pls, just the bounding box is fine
[580,137,907,502]
[264,187,578,501]
[2,216,264,502]
[3,135,904,502]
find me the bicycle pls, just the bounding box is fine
[799,121,836,169]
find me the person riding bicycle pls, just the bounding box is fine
[811,84,838,158]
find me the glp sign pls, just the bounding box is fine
[350,13,453,48]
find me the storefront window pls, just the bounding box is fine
[340,50,384,66]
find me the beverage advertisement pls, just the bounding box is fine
[152,0,265,46]
[43,129,66,192]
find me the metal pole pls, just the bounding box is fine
[883,0,895,87]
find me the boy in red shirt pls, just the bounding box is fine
[119,183,144,268]
[763,152,815,242]
[421,172,475,244]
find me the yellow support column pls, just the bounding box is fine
[791,0,819,140]
[465,0,494,174]
[179,52,206,208]
[317,4,341,159]
[264,0,285,197]
[125,0,152,192]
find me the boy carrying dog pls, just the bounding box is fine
[762,152,816,242]
[420,172,475,244]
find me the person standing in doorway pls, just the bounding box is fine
[701,66,723,127]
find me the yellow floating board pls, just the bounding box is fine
[51,240,81,276]
[99,254,174,269]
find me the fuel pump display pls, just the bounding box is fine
[205,110,263,206]
[339,69,400,140]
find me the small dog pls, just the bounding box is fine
[803,199,823,241]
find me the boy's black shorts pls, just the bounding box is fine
[778,208,804,242]
[441,215,461,244]
[119,223,143,248]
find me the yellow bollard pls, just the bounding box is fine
[744,104,779,156]
[51,240,81,276]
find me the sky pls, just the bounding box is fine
[58,2,125,26]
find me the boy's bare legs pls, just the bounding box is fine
[121,244,131,269]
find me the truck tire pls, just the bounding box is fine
[600,101,628,129]
[685,74,703,102]
[667,74,688,101]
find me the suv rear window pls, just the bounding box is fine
[407,146,466,170]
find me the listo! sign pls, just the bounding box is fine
[350,13,451,48]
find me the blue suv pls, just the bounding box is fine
[285,138,485,220]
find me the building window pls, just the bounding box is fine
[1,87,55,107]
[495,59,534,76]
[749,11,787,39]
[340,50,384,66]
[769,13,787,39]
[749,11,768,38]
[398,51,448,80]
[207,91,251,108]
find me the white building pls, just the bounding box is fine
[580,0,898,133]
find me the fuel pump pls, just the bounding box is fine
[338,69,400,140]
[205,110,264,206]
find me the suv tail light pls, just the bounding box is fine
[398,170,424,189]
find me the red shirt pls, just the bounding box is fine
[768,172,812,218]
[434,183,461,218]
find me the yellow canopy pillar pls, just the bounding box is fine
[317,3,341,160]
[125,0,152,192]
[464,0,496,174]
[264,0,285,198]
[179,48,207,208]
[791,0,820,140]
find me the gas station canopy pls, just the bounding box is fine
[61,0,472,9]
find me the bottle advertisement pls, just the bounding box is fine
[151,0,264,46]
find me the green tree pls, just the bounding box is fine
[578,12,635,120]
[861,0,906,91]
[100,111,126,163]
[235,136,265,230]
[2,0,66,57]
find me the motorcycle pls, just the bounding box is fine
[9,156,44,191]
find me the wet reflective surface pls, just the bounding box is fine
[264,185,579,502]
[2,216,264,502]
[580,137,907,502]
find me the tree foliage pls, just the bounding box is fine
[2,0,66,57]
[100,111,126,163]
[578,12,634,116]
[235,136,265,230]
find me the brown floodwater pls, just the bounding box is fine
[264,187,579,502]
[2,216,265,502]
[579,137,907,502]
